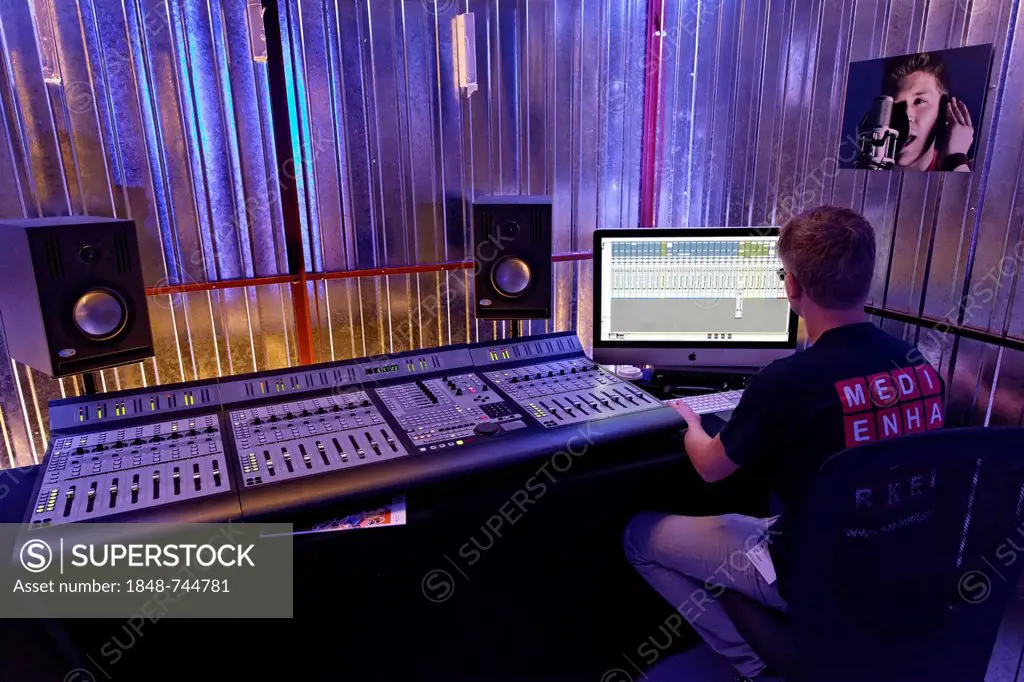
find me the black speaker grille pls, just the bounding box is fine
[43,236,64,280]
[113,230,132,273]
[481,211,493,243]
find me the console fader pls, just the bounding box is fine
[226,389,407,490]
[24,332,684,526]
[23,381,238,527]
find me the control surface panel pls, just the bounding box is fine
[227,390,407,488]
[374,373,525,451]
[47,385,220,431]
[28,412,230,526]
[30,331,682,525]
[483,358,657,427]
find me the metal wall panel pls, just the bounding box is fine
[655,0,1024,427]
[1,0,1020,469]
[0,0,646,468]
[285,0,647,361]
[0,0,298,468]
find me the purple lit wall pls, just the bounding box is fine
[0,0,647,467]
[648,0,1024,427]
[0,0,1021,469]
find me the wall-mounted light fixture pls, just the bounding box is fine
[453,12,477,97]
[28,0,61,84]
[248,1,267,63]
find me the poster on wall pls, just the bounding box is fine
[838,44,993,172]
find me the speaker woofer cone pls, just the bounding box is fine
[491,256,532,297]
[73,288,128,339]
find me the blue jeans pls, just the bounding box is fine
[623,512,787,678]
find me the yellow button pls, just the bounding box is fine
[456,440,464,445]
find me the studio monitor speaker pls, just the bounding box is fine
[472,195,552,320]
[0,216,154,377]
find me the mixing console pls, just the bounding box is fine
[23,331,684,526]
[27,412,234,526]
[227,389,407,489]
[483,357,656,427]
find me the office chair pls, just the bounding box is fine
[720,426,1024,682]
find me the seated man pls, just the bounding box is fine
[623,206,946,681]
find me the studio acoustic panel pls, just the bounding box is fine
[472,195,552,320]
[0,216,154,377]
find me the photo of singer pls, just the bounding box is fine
[838,44,993,172]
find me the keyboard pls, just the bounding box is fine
[666,390,744,415]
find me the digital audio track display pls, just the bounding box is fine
[598,235,792,343]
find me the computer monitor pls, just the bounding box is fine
[592,227,799,370]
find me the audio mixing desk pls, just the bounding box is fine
[22,332,685,527]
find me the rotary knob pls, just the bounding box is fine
[474,421,500,435]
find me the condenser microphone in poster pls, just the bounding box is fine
[838,44,993,172]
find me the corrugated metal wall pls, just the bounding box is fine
[652,0,1023,428]
[282,0,646,359]
[0,0,1020,468]
[0,0,647,468]
[0,0,302,468]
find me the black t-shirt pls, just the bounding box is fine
[718,321,947,594]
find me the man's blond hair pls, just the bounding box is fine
[778,206,876,309]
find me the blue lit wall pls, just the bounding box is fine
[0,0,647,467]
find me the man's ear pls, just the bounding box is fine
[785,272,801,300]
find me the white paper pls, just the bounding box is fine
[746,539,777,585]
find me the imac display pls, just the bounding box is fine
[592,228,799,370]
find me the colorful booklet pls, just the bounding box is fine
[298,496,407,535]
[258,496,407,537]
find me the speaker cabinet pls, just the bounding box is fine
[0,216,154,377]
[472,195,552,320]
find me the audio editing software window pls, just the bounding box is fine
[599,235,791,343]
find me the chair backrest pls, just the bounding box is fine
[784,426,1024,682]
